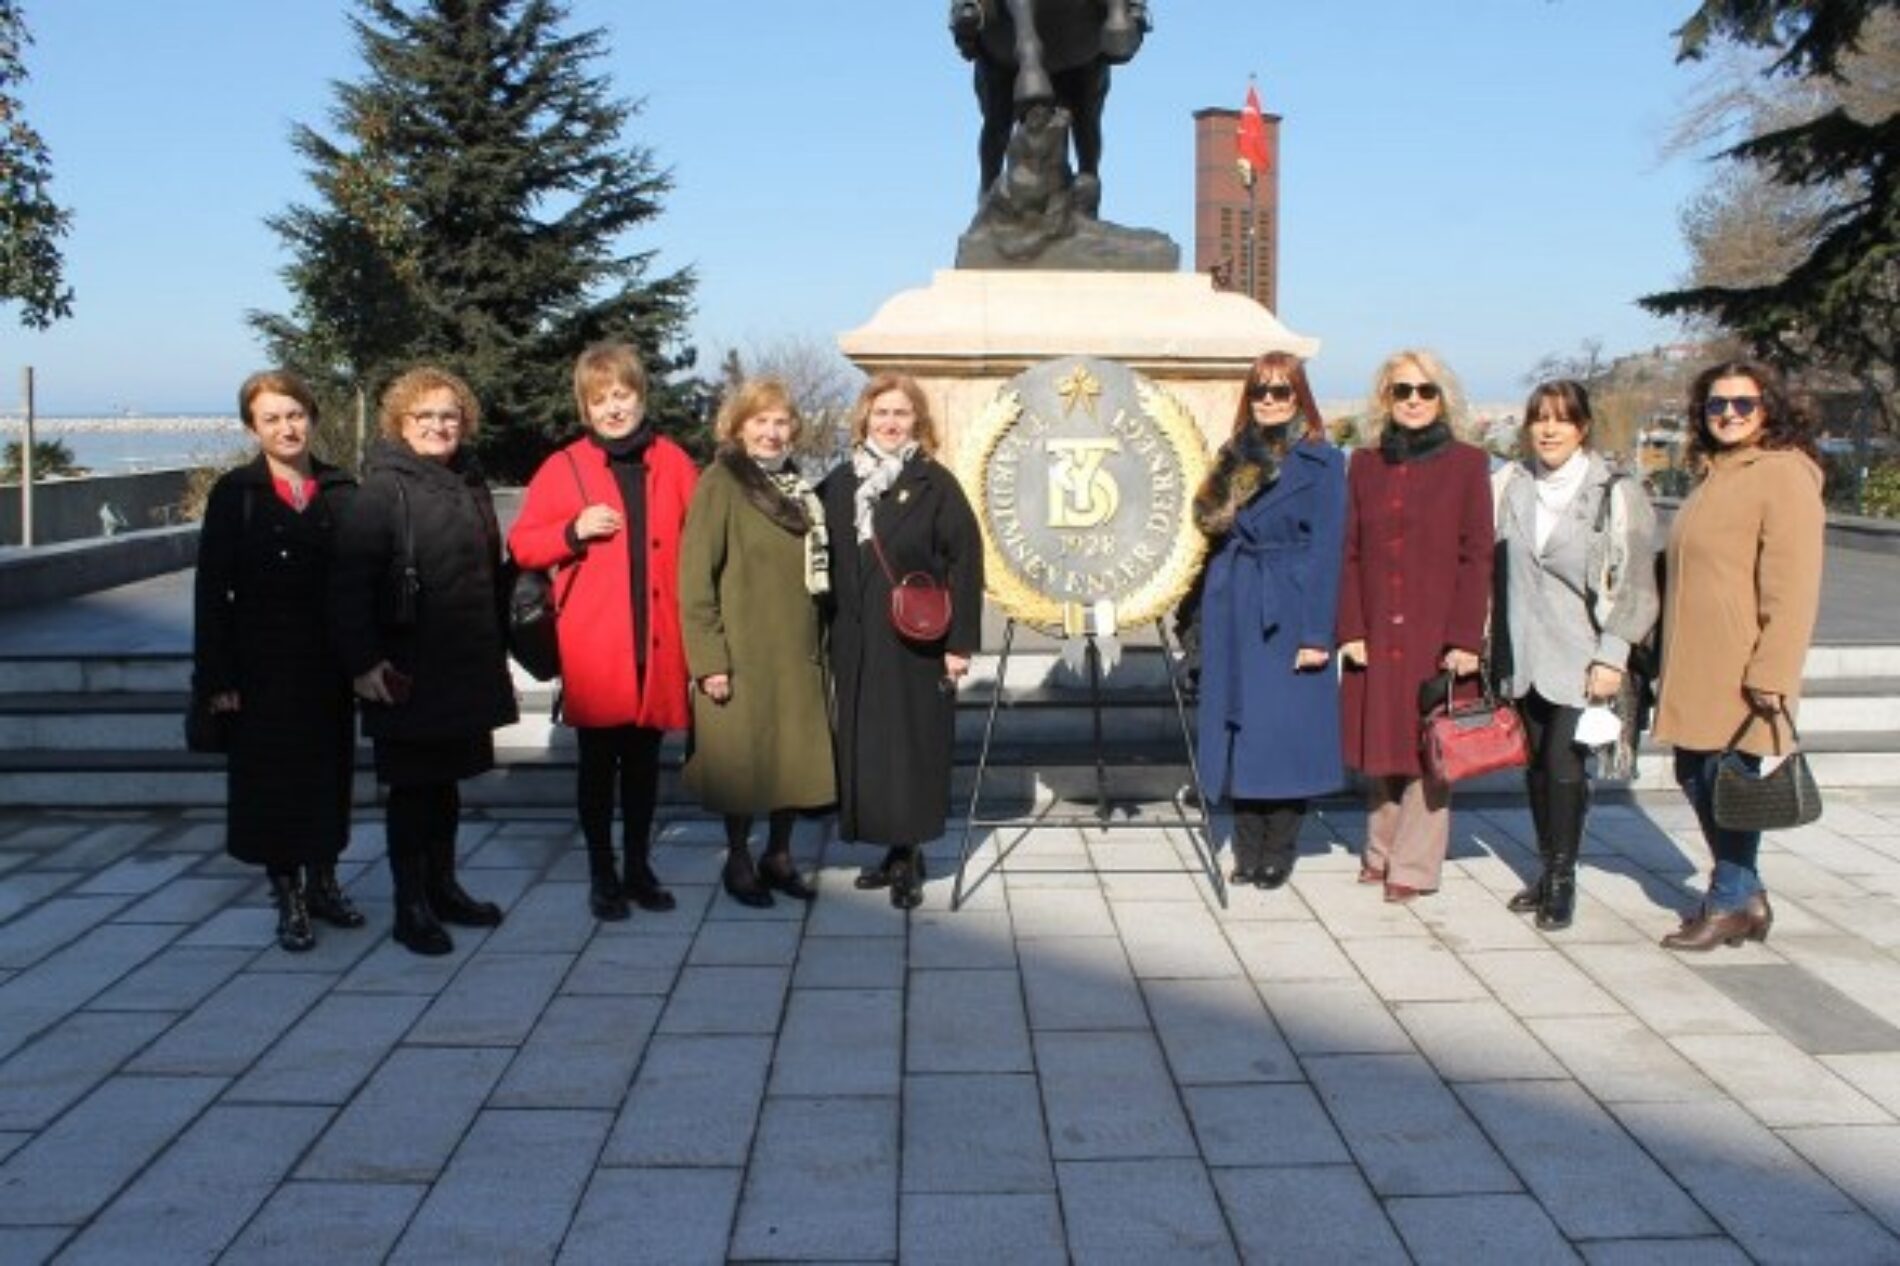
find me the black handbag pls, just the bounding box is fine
[184,689,234,755]
[1712,704,1822,832]
[506,451,590,681]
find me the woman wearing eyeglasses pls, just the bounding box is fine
[332,367,519,956]
[1652,360,1823,951]
[1337,350,1494,902]
[1191,352,1347,890]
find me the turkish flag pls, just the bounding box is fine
[1236,84,1270,187]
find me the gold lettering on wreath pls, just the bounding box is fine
[1045,437,1121,529]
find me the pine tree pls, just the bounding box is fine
[252,0,699,479]
[1644,1,1898,420]
[0,0,73,329]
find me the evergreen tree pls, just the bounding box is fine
[252,0,699,479]
[1644,0,1898,419]
[0,0,73,329]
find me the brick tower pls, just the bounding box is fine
[1193,106,1281,310]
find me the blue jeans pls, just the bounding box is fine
[1673,748,1763,912]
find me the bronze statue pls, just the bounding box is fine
[951,0,1177,271]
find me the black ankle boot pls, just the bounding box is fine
[305,863,366,929]
[1538,868,1577,930]
[589,862,630,921]
[389,852,451,956]
[623,838,676,912]
[759,851,816,902]
[890,848,925,911]
[268,872,315,953]
[854,847,904,890]
[426,836,502,927]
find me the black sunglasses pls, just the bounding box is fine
[1703,395,1762,419]
[1248,382,1296,403]
[1390,382,1441,402]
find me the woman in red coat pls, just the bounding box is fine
[507,343,697,921]
[1337,350,1494,902]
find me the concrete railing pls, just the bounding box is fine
[0,468,197,546]
[0,525,200,611]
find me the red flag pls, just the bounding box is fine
[1236,83,1270,187]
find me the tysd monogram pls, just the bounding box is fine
[959,358,1209,631]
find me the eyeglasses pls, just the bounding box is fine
[1703,395,1762,419]
[406,410,463,431]
[1248,382,1296,403]
[1390,382,1441,402]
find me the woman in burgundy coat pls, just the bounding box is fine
[507,343,697,921]
[1337,350,1494,902]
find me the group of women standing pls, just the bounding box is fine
[194,351,982,955]
[1194,350,1824,950]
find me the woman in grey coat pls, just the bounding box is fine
[1493,380,1659,929]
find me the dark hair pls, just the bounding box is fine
[1684,359,1818,471]
[1230,351,1325,442]
[237,369,320,431]
[1520,379,1594,454]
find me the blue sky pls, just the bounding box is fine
[6,1,1714,413]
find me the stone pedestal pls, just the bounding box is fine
[838,269,1320,459]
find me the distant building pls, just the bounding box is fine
[1193,106,1281,310]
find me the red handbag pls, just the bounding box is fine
[870,533,953,643]
[1421,672,1529,785]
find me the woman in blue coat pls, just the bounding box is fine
[1192,352,1347,889]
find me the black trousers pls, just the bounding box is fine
[576,724,663,860]
[1520,692,1586,784]
[1233,798,1305,867]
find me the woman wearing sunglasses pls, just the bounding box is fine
[1652,360,1823,950]
[1337,350,1494,902]
[1190,352,1347,891]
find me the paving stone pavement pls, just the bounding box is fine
[2,791,1900,1263]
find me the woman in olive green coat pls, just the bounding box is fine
[680,378,836,907]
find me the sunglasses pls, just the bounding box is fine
[1703,395,1762,419]
[1248,382,1296,403]
[1390,382,1441,402]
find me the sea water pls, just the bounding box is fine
[0,416,250,474]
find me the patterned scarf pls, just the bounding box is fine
[852,440,919,545]
[764,463,830,597]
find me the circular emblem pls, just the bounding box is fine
[958,357,1210,631]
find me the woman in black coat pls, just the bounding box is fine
[821,374,984,909]
[193,370,363,952]
[331,366,519,956]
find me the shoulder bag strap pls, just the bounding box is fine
[393,478,415,571]
[867,530,899,585]
[1723,703,1797,756]
[554,448,590,610]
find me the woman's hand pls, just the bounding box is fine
[1745,686,1784,714]
[944,651,972,683]
[1294,647,1330,672]
[701,673,732,704]
[1339,640,1367,669]
[573,504,624,542]
[354,662,395,704]
[209,690,241,714]
[1586,663,1624,701]
[1442,648,1481,678]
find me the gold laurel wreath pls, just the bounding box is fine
[955,374,1210,632]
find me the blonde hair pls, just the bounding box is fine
[1362,349,1470,444]
[848,373,940,456]
[378,366,481,442]
[714,377,804,446]
[573,342,649,427]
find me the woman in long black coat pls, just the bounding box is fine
[193,370,363,952]
[331,366,519,956]
[820,374,984,909]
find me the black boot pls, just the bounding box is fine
[1537,778,1586,931]
[389,848,451,956]
[1230,804,1266,886]
[854,847,905,890]
[1255,801,1302,890]
[305,862,366,929]
[890,846,925,911]
[426,833,503,928]
[268,871,315,953]
[722,817,774,909]
[622,832,676,913]
[586,836,630,922]
[1509,772,1552,913]
[758,810,815,902]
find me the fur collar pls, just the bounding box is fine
[716,444,810,534]
[1193,424,1284,537]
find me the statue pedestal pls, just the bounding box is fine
[838,268,1320,458]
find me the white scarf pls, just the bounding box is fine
[1534,450,1588,552]
[852,440,918,544]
